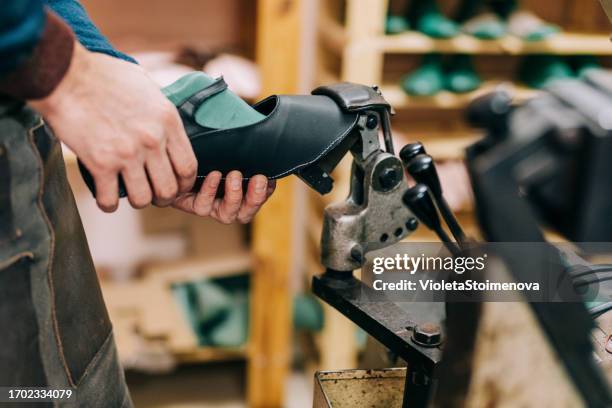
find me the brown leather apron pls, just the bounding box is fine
[0,101,131,407]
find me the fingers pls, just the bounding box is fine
[94,171,120,213]
[172,171,223,216]
[213,170,243,224]
[237,175,268,224]
[136,107,194,207]
[122,164,153,209]
[146,147,178,207]
[174,171,221,216]
[192,172,222,215]
[164,107,197,194]
[172,173,274,223]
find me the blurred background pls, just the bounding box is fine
[61,0,612,406]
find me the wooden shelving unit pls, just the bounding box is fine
[174,346,247,364]
[310,0,612,371]
[314,0,612,226]
[100,256,250,368]
[324,29,612,56]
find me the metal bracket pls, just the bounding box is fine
[320,144,418,272]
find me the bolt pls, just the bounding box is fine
[411,322,441,347]
[405,217,418,231]
[378,167,398,190]
[366,115,378,129]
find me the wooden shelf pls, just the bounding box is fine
[144,252,252,284]
[174,346,247,364]
[380,82,538,110]
[357,32,612,55]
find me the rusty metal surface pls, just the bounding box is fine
[313,368,406,408]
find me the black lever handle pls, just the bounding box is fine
[403,184,439,231]
[406,154,442,198]
[403,184,460,256]
[399,142,426,165]
[406,154,467,245]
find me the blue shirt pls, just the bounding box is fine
[0,0,134,77]
[0,1,46,75]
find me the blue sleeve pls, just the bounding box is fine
[44,0,137,64]
[0,1,46,75]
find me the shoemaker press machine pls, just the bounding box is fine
[306,76,612,407]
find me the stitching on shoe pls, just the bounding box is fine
[190,96,360,180]
[267,113,359,179]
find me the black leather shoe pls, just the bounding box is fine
[181,78,359,188]
[80,79,388,197]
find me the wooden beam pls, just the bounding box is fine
[248,0,302,406]
[341,0,388,84]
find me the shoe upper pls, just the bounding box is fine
[186,93,360,180]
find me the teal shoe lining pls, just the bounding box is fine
[162,72,266,130]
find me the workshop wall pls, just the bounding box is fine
[80,0,256,54]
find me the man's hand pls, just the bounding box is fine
[30,42,197,212]
[173,171,276,224]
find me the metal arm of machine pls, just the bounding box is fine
[314,88,418,274]
[310,84,446,407]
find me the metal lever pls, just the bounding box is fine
[403,184,460,256]
[405,154,467,246]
